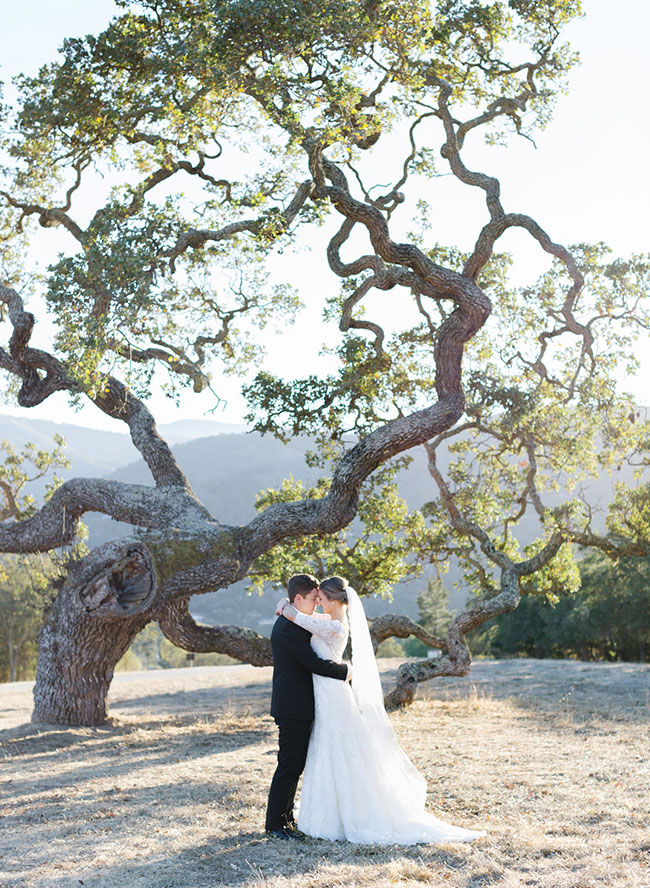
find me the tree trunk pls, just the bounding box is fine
[32,584,149,725]
[32,544,156,725]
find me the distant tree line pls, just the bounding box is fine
[468,552,650,663]
[0,556,45,682]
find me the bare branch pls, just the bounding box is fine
[1,191,85,243]
[385,567,521,709]
[430,77,504,221]
[569,530,650,561]
[0,478,198,553]
[0,284,73,405]
[424,441,511,570]
[0,479,20,521]
[158,597,272,665]
[368,613,446,652]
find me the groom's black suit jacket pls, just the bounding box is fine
[270,615,348,720]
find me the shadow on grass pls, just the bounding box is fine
[38,831,476,888]
[0,775,245,836]
[0,712,274,804]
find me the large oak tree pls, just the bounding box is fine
[1,0,647,723]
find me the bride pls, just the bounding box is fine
[275,575,485,845]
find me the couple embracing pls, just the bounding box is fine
[265,573,485,845]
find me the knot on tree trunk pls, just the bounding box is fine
[78,545,156,616]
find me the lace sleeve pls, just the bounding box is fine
[293,611,345,645]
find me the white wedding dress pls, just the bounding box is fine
[293,594,485,845]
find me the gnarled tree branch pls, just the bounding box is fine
[158,597,272,665]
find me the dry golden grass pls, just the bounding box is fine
[1,658,649,888]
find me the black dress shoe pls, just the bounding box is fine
[265,826,306,840]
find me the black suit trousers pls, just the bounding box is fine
[265,717,313,831]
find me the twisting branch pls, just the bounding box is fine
[238,156,493,554]
[520,435,547,519]
[377,111,438,213]
[569,530,650,561]
[123,152,250,217]
[0,284,74,405]
[369,613,446,652]
[430,77,505,221]
[384,566,522,709]
[1,185,86,242]
[429,76,591,397]
[157,597,272,665]
[315,153,490,311]
[425,442,511,571]
[163,179,314,271]
[108,337,211,393]
[382,436,565,709]
[0,285,191,490]
[0,478,202,553]
[91,376,195,489]
[455,93,531,148]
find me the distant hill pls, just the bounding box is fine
[158,419,249,443]
[0,414,249,466]
[0,414,139,475]
[1,412,642,632]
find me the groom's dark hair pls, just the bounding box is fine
[287,573,319,602]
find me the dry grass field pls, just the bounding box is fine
[1,658,649,888]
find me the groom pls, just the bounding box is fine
[265,573,350,839]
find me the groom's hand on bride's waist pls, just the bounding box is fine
[345,665,352,683]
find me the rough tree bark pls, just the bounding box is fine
[33,547,153,724]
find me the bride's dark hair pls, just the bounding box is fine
[319,576,349,605]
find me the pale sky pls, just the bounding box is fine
[1,0,649,432]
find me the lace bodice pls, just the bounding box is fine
[292,611,349,660]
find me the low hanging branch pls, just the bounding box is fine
[158,597,272,666]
